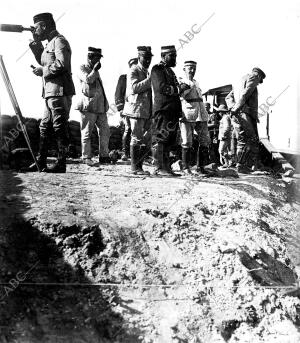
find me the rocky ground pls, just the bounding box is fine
[0,159,300,343]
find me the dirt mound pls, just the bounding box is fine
[0,165,299,342]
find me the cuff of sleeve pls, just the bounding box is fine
[43,66,50,79]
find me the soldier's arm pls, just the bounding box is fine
[114,75,126,111]
[225,90,235,110]
[130,67,151,94]
[77,64,98,84]
[233,75,260,111]
[29,41,44,65]
[43,37,72,80]
[151,65,176,96]
[178,78,192,98]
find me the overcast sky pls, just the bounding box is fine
[0,0,299,150]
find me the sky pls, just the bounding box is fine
[0,0,299,150]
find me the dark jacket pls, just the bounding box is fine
[150,62,182,118]
[29,30,75,99]
[230,72,260,120]
[123,63,152,119]
[114,74,127,111]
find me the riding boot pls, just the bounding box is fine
[24,135,48,172]
[47,138,67,173]
[137,145,150,175]
[121,133,130,160]
[195,145,209,174]
[181,147,192,175]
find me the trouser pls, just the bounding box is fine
[232,112,259,166]
[129,117,152,170]
[218,139,231,165]
[39,96,72,162]
[152,111,179,170]
[129,117,152,148]
[121,116,131,156]
[80,111,110,159]
[179,121,194,148]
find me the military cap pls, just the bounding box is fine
[33,12,54,24]
[252,67,266,79]
[128,58,138,67]
[184,60,197,67]
[88,47,103,57]
[161,45,176,54]
[137,46,153,56]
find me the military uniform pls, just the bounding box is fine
[75,48,110,163]
[123,47,152,175]
[151,46,182,175]
[226,67,266,171]
[178,61,210,174]
[29,13,75,172]
[115,57,138,160]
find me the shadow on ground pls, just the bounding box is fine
[0,171,142,343]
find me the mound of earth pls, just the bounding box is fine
[0,160,299,342]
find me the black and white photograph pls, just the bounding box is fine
[0,0,299,342]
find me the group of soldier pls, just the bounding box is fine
[25,11,266,176]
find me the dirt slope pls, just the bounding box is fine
[0,161,300,343]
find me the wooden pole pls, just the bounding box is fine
[0,55,40,172]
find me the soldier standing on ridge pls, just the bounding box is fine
[226,67,266,173]
[151,45,185,176]
[75,47,111,166]
[123,47,153,175]
[27,12,75,173]
[115,58,138,161]
[178,61,210,175]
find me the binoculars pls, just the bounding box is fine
[0,24,33,33]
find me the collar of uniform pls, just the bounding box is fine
[138,61,148,74]
[47,29,59,41]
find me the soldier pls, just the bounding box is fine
[75,47,111,166]
[151,45,184,176]
[178,61,210,175]
[28,12,75,172]
[227,67,266,173]
[208,105,221,164]
[123,47,153,175]
[115,58,138,161]
[217,104,232,167]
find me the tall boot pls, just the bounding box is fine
[121,133,130,161]
[130,145,139,172]
[47,138,67,173]
[23,135,48,172]
[137,145,150,175]
[129,145,149,175]
[236,146,251,174]
[181,147,192,175]
[153,143,171,176]
[163,146,180,177]
[196,145,209,174]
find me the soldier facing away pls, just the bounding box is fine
[226,67,266,173]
